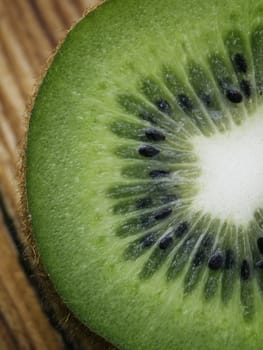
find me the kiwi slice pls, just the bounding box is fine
[24,0,263,349]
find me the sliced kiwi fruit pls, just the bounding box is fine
[23,0,263,349]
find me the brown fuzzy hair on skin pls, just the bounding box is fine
[18,1,116,348]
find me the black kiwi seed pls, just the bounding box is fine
[208,251,224,270]
[233,53,247,73]
[240,79,251,98]
[225,88,243,103]
[145,128,166,141]
[149,170,170,178]
[257,237,263,254]
[177,94,193,111]
[255,259,263,269]
[138,145,160,157]
[156,99,172,115]
[159,234,174,250]
[124,232,159,260]
[154,208,172,220]
[241,260,250,281]
[174,221,189,238]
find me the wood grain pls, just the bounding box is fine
[0,1,114,349]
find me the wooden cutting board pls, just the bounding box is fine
[0,1,115,349]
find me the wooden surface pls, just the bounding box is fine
[0,1,114,349]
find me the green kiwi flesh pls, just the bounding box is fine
[25,0,263,349]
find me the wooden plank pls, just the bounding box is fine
[0,213,65,349]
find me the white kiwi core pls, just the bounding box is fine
[193,112,263,225]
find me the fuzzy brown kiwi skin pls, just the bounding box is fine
[18,1,116,349]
